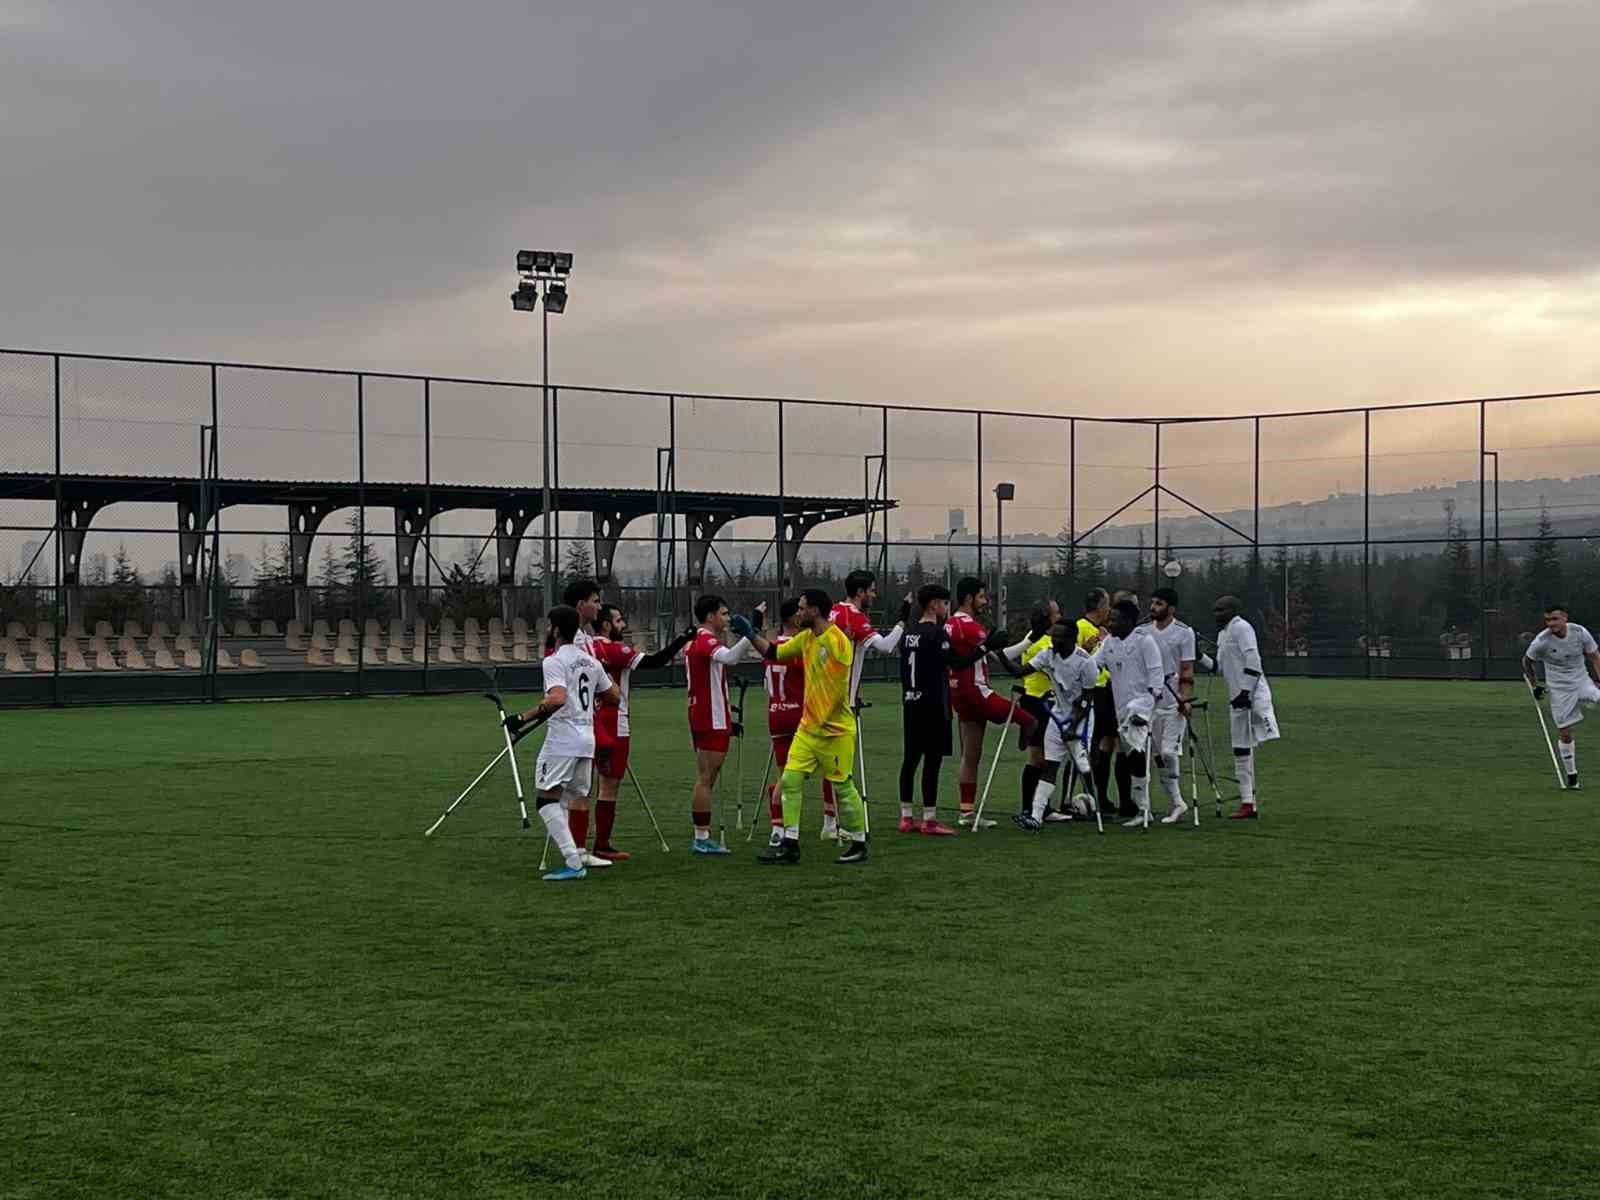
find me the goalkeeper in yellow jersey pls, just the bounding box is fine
[754,587,869,865]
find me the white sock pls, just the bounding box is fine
[1160,759,1183,806]
[1132,775,1149,816]
[784,824,800,839]
[1237,752,1256,806]
[1031,779,1055,821]
[900,802,914,819]
[922,805,937,822]
[1560,741,1577,773]
[821,813,837,829]
[694,826,710,841]
[539,803,582,870]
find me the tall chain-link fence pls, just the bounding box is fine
[4,347,1599,705]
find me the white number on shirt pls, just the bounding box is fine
[578,672,591,712]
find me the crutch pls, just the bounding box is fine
[972,688,1023,833]
[853,697,873,836]
[732,676,751,831]
[424,693,548,836]
[1526,677,1568,789]
[627,763,672,851]
[745,742,778,842]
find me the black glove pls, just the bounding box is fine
[983,627,1010,653]
[1129,714,1148,728]
[898,598,912,625]
[731,720,744,738]
[503,712,527,738]
[1532,683,1546,700]
[1230,690,1252,710]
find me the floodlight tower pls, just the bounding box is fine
[512,250,573,614]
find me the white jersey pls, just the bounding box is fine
[1025,644,1100,709]
[539,643,614,758]
[1217,615,1266,695]
[1141,619,1196,709]
[1526,624,1598,692]
[1093,632,1163,721]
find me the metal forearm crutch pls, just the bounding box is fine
[627,763,671,851]
[853,696,873,836]
[972,688,1023,833]
[423,691,547,836]
[1526,677,1568,789]
[745,742,778,842]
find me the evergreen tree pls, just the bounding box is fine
[252,538,297,626]
[563,539,594,583]
[340,512,390,623]
[1439,502,1477,631]
[1300,549,1329,640]
[1132,531,1151,602]
[1523,503,1563,612]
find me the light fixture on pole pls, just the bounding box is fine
[511,249,575,615]
[945,528,959,594]
[994,482,1015,627]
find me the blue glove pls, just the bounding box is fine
[730,614,754,639]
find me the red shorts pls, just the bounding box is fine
[692,728,731,755]
[771,730,796,769]
[594,736,630,781]
[952,689,1028,728]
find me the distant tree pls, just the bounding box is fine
[1438,502,1477,630]
[563,539,594,583]
[1523,503,1563,612]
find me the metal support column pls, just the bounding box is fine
[1478,401,1487,681]
[976,412,983,586]
[422,378,431,692]
[1363,410,1371,680]
[1154,423,1161,569]
[356,374,366,696]
[1067,418,1075,583]
[208,363,221,702]
[52,354,61,707]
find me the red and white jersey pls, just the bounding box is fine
[945,611,991,697]
[589,634,646,738]
[765,635,806,734]
[685,627,750,733]
[829,600,904,702]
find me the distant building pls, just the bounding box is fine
[947,509,966,535]
[19,540,43,581]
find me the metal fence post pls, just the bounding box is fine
[356,373,365,697]
[52,354,62,708]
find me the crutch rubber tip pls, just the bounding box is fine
[522,817,530,829]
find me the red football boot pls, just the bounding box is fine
[896,817,918,834]
[592,846,633,861]
[1228,804,1258,821]
[921,820,959,837]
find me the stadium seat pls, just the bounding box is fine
[260,618,281,638]
[66,645,90,672]
[5,620,27,640]
[361,645,382,666]
[513,642,531,662]
[386,645,406,665]
[311,630,332,651]
[30,635,51,656]
[388,618,409,647]
[217,649,235,669]
[118,635,138,656]
[339,618,357,642]
[90,636,111,657]
[513,616,530,643]
[3,648,24,673]
[464,617,482,643]
[363,618,383,645]
[410,644,427,665]
[487,617,506,643]
[94,620,113,639]
[333,646,356,667]
[488,641,509,663]
[175,633,194,654]
[183,649,201,669]
[439,616,458,645]
[0,636,14,656]
[64,621,86,640]
[36,621,55,640]
[312,618,331,641]
[285,619,305,649]
[146,635,167,657]
[437,643,458,664]
[463,640,482,663]
[305,646,328,667]
[95,648,118,671]
[240,649,262,668]
[124,647,150,671]
[34,650,55,673]
[151,621,172,639]
[178,620,198,639]
[233,619,255,638]
[123,619,146,640]
[153,648,178,670]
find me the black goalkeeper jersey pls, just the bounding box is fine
[900,620,953,716]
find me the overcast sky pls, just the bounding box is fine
[4,0,1599,422]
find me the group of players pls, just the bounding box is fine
[505,569,1286,880]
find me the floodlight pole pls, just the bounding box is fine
[994,482,1014,628]
[541,300,553,615]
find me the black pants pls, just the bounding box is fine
[901,706,952,811]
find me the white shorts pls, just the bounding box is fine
[1229,682,1280,750]
[1550,679,1600,729]
[1044,706,1093,775]
[535,752,593,800]
[1151,708,1186,760]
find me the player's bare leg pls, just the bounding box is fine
[692,748,731,852]
[592,771,631,860]
[956,718,987,826]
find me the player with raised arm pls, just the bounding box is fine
[898,583,1003,836]
[506,605,620,882]
[1143,587,1197,824]
[817,570,910,840]
[761,598,807,844]
[1004,603,1061,822]
[1214,595,1280,819]
[948,576,1036,827]
[1005,622,1100,830]
[547,578,607,868]
[684,593,759,854]
[585,604,693,860]
[1091,599,1165,828]
[1523,602,1600,789]
[756,589,869,865]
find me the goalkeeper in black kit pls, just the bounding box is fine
[897,583,1008,836]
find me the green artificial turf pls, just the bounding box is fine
[4,678,1597,1199]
